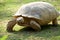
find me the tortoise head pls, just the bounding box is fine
[16,17,25,26]
[16,17,30,26]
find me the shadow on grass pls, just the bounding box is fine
[10,24,60,38]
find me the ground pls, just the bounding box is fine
[0,0,60,40]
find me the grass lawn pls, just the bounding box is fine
[0,0,60,40]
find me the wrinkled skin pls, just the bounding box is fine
[7,16,41,32]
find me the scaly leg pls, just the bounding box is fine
[6,18,16,32]
[30,20,41,31]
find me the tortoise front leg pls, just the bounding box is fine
[30,20,41,31]
[6,18,17,32]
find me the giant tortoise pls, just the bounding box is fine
[7,2,59,32]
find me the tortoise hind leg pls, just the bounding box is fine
[30,20,41,31]
[52,18,58,26]
[6,18,16,32]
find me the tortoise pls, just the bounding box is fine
[7,2,59,32]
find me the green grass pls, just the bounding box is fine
[0,0,60,40]
[0,35,8,40]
